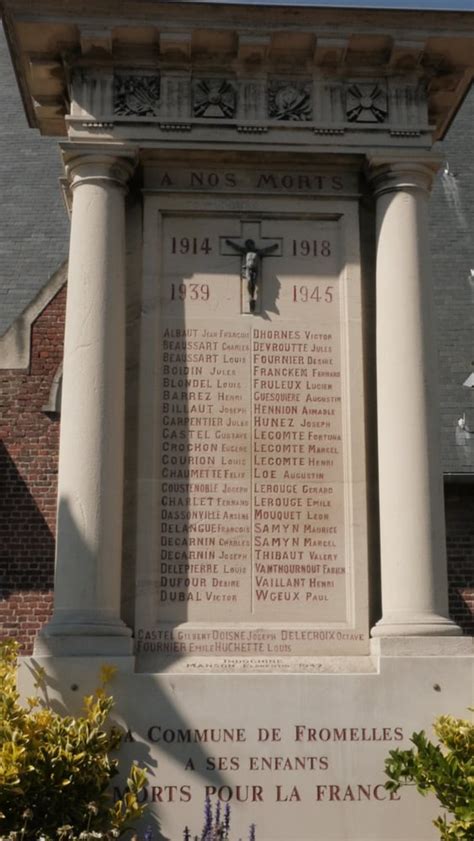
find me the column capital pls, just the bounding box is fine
[365,154,443,198]
[61,145,138,192]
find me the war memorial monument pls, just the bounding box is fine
[1,0,473,837]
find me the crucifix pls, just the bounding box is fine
[220,222,282,314]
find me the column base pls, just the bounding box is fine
[371,612,462,638]
[371,635,472,657]
[35,611,134,657]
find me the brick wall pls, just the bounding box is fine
[430,86,474,476]
[1,287,473,652]
[445,482,474,635]
[0,286,65,652]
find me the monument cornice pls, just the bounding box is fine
[2,1,474,145]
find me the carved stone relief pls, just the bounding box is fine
[192,79,237,118]
[346,82,388,123]
[66,65,430,145]
[114,74,161,117]
[268,82,312,121]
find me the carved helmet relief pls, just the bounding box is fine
[268,81,312,121]
[114,73,161,117]
[192,79,237,118]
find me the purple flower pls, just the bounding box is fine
[201,796,213,840]
[214,800,221,830]
[224,803,231,833]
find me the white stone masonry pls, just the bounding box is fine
[35,150,135,656]
[369,158,461,637]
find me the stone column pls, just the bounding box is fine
[35,151,136,656]
[368,159,460,637]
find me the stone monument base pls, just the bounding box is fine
[19,638,473,841]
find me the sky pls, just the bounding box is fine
[179,0,474,8]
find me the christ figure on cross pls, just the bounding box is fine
[225,237,279,312]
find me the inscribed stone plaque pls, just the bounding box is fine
[22,654,474,841]
[136,202,369,666]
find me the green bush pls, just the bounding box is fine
[385,711,474,840]
[0,640,147,839]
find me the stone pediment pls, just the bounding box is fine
[2,0,474,146]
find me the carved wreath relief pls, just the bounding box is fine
[268,82,312,121]
[346,83,388,123]
[114,74,161,117]
[192,79,237,118]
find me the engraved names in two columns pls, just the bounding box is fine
[158,321,344,619]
